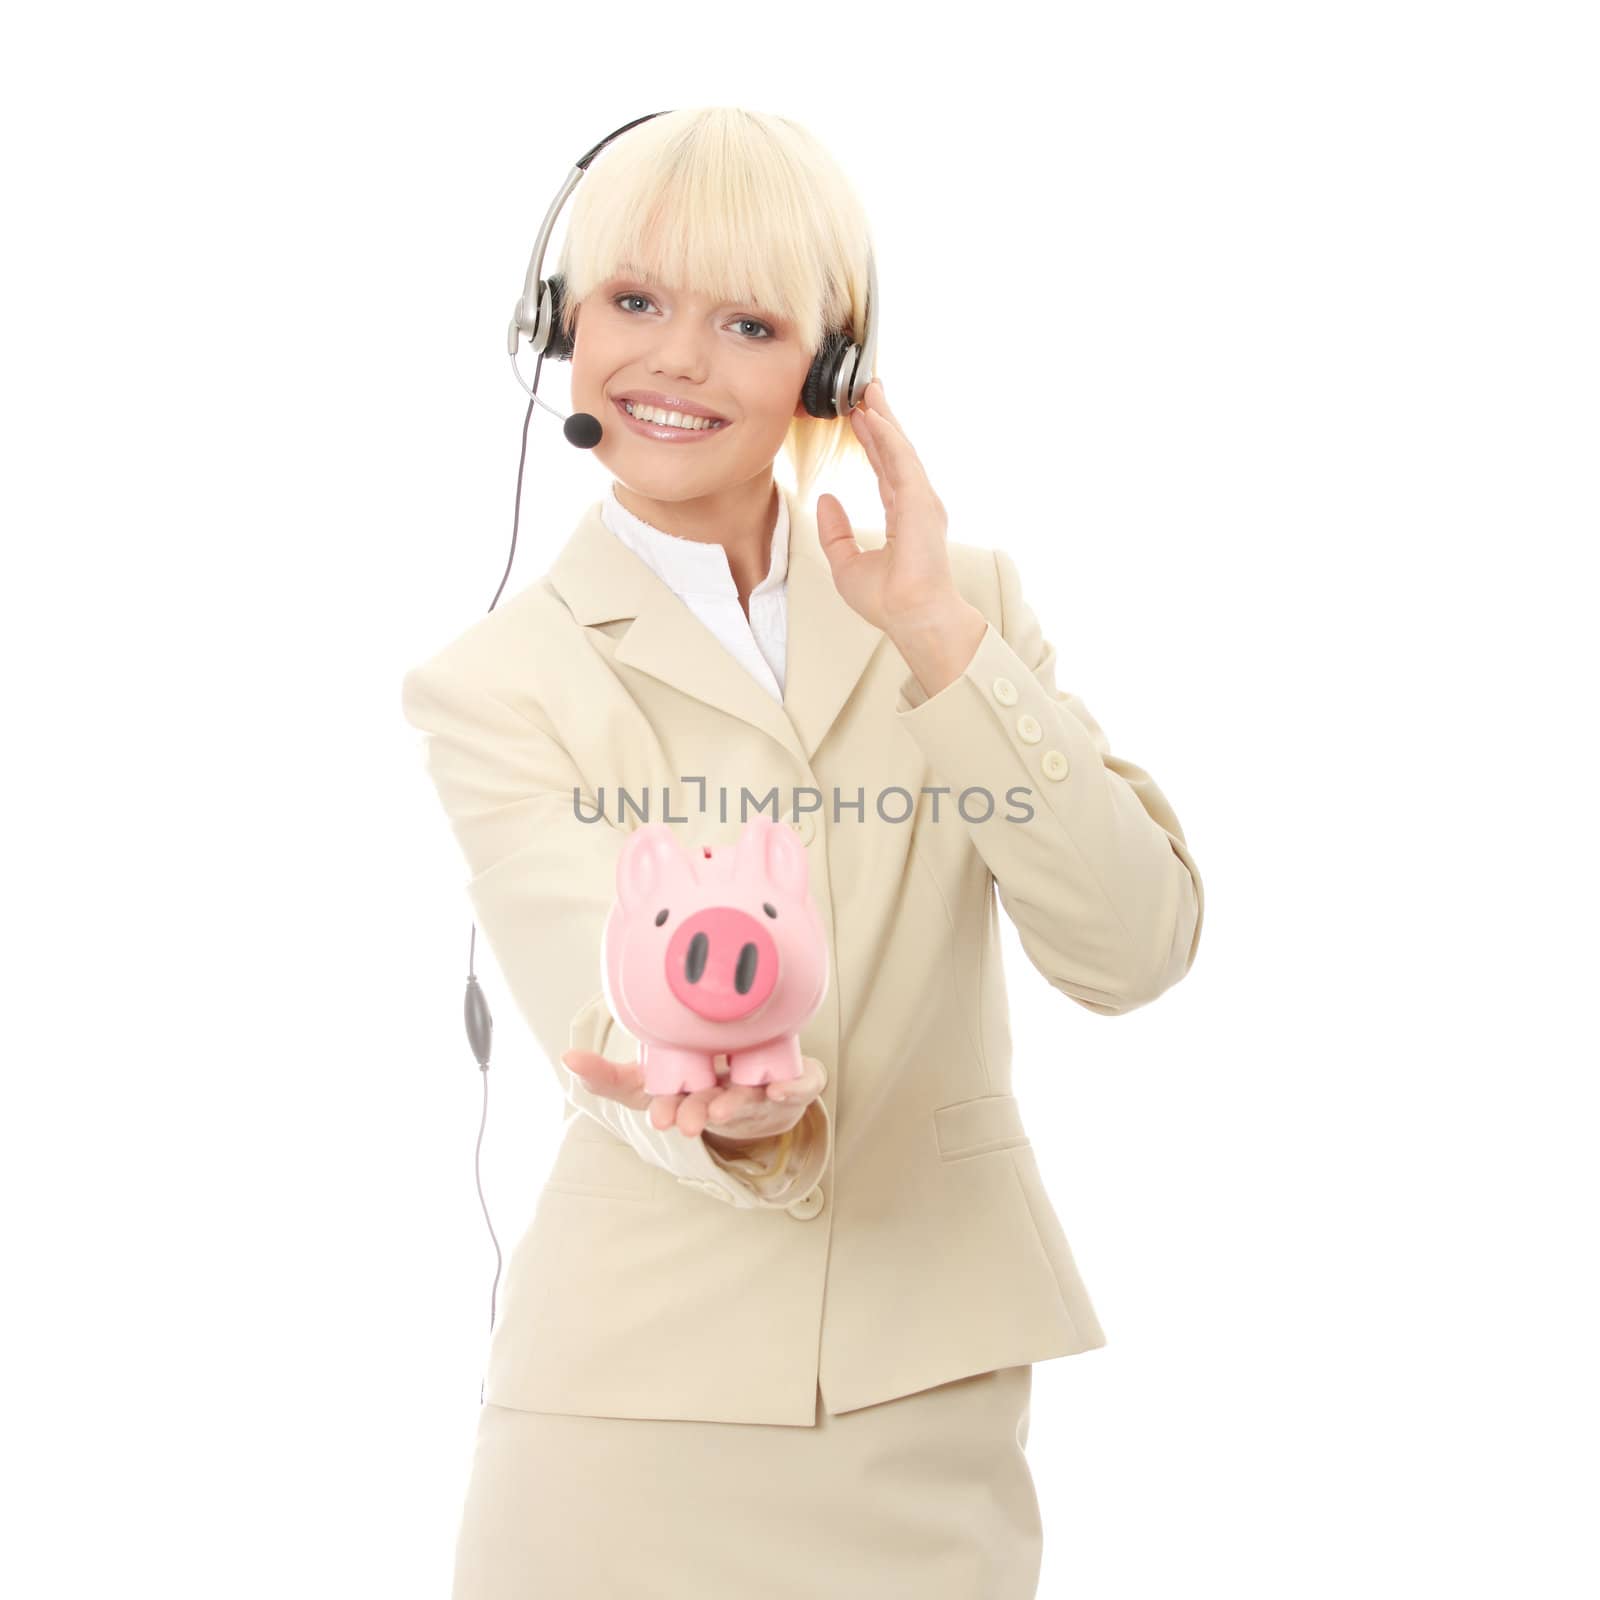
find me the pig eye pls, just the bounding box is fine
[655,909,669,926]
[762,902,777,918]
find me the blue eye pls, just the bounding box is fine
[611,293,774,341]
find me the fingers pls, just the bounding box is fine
[861,378,904,432]
[562,1049,651,1112]
[668,1084,743,1140]
[769,1055,828,1103]
[850,381,919,498]
[849,406,895,514]
[647,1090,692,1133]
[867,384,918,463]
[816,494,866,572]
[705,1083,760,1125]
[568,1050,830,1139]
[857,405,910,489]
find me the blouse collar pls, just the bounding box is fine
[600,480,789,601]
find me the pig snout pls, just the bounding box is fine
[664,907,779,1022]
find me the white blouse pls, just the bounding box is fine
[600,480,790,702]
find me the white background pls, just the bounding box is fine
[4,2,1595,1595]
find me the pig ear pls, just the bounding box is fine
[734,815,780,878]
[616,823,685,910]
[753,815,809,897]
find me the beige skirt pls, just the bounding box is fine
[451,1366,1042,1599]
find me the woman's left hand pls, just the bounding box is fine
[815,379,976,644]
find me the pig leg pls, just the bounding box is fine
[725,1034,803,1089]
[640,1044,719,1097]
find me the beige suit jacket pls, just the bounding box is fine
[400,482,1204,1425]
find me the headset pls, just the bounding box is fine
[457,111,880,1390]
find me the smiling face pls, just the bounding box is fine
[568,276,816,513]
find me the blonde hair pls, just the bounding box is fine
[553,106,876,507]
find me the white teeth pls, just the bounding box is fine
[623,401,725,431]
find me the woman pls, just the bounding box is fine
[401,106,1204,1600]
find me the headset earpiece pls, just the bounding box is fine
[802,326,858,420]
[535,272,574,362]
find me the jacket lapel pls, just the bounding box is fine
[547,483,886,768]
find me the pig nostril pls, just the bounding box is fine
[735,942,758,995]
[685,931,708,984]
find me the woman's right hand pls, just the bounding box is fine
[561,1049,827,1144]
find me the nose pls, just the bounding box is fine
[664,907,778,1022]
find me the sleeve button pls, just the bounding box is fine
[991,676,1018,705]
[1042,748,1069,781]
[1016,713,1042,744]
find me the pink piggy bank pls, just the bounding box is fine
[601,816,830,1098]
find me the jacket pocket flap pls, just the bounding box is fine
[933,1093,1030,1160]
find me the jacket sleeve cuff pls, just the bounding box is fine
[565,992,831,1211]
[701,1095,832,1210]
[893,618,1108,804]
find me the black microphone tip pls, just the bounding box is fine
[563,411,604,449]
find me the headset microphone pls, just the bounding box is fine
[528,388,604,449]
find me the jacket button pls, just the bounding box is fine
[788,812,817,846]
[1016,713,1042,744]
[786,1186,825,1220]
[991,676,1018,706]
[1041,748,1069,781]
